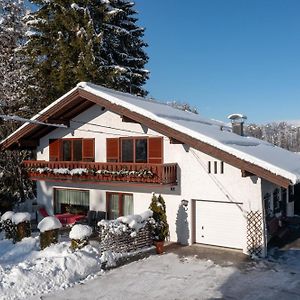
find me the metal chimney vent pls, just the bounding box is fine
[227,114,247,136]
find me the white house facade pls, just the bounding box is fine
[2,82,300,257]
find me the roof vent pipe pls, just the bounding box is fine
[227,114,247,136]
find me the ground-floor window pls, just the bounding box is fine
[54,188,89,214]
[106,192,133,220]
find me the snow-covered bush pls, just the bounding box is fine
[0,211,15,239]
[69,224,93,251]
[12,212,31,242]
[149,193,169,242]
[38,216,62,250]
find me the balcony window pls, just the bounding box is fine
[135,139,147,163]
[121,139,134,162]
[107,192,133,220]
[107,137,163,164]
[49,138,94,161]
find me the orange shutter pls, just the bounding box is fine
[49,139,60,161]
[82,139,95,162]
[148,137,163,164]
[106,138,119,162]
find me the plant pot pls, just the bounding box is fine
[154,240,164,254]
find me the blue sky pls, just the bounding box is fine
[134,0,300,123]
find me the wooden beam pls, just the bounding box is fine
[122,116,140,123]
[241,170,255,177]
[78,89,292,188]
[17,139,39,148]
[169,137,184,144]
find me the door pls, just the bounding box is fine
[194,200,245,249]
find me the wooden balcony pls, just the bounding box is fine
[23,160,178,185]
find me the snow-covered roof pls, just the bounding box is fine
[2,82,300,186]
[79,82,300,185]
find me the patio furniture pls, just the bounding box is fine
[55,213,86,226]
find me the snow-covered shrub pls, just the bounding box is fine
[12,212,31,242]
[98,210,153,253]
[0,211,15,239]
[38,216,62,250]
[69,224,93,251]
[149,193,169,242]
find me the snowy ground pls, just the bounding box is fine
[1,235,300,300]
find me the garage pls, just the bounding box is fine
[193,199,246,249]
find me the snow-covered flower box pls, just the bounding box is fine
[38,216,62,249]
[12,212,31,242]
[98,210,153,253]
[23,161,178,185]
[69,224,93,251]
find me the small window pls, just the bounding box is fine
[208,161,211,173]
[135,139,147,163]
[107,193,133,220]
[214,161,217,174]
[121,139,134,162]
[62,140,71,161]
[73,140,83,161]
[220,161,224,174]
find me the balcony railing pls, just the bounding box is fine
[23,160,177,185]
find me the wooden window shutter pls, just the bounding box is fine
[148,137,163,164]
[49,139,60,161]
[106,138,119,162]
[82,139,95,162]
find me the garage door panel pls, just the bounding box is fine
[195,200,245,249]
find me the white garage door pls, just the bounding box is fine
[194,200,245,249]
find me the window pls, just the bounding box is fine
[49,138,94,162]
[208,161,211,173]
[121,139,134,162]
[54,189,89,214]
[121,138,147,163]
[214,161,218,174]
[220,161,224,174]
[106,192,133,220]
[135,139,147,163]
[107,137,162,164]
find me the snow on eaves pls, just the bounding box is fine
[78,82,300,184]
[2,81,300,184]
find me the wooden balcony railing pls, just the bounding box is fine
[23,160,178,185]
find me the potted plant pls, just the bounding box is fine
[149,193,169,254]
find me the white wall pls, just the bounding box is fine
[36,104,267,254]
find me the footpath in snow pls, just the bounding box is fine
[1,235,300,300]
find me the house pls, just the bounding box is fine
[2,82,300,257]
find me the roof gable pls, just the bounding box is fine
[2,82,300,188]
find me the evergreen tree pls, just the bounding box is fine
[0,0,34,211]
[101,0,149,96]
[0,0,30,119]
[149,193,169,241]
[24,0,149,108]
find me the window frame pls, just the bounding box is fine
[53,188,90,214]
[120,137,150,164]
[106,192,133,220]
[49,138,95,162]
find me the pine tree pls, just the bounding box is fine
[0,0,30,119]
[24,0,149,108]
[101,0,149,96]
[0,1,34,211]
